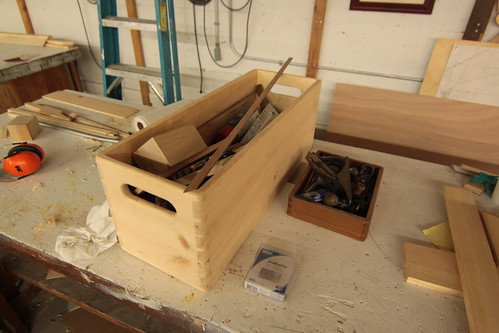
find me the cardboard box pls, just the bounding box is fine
[287,151,383,241]
[96,70,321,290]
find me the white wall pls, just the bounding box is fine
[2,0,499,128]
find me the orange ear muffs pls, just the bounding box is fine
[3,143,45,177]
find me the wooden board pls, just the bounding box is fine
[405,211,499,297]
[0,32,49,47]
[419,38,499,96]
[443,186,499,333]
[404,242,463,297]
[43,91,139,119]
[306,0,327,78]
[481,211,499,263]
[325,83,499,173]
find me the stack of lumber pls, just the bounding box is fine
[0,32,75,49]
[404,187,499,333]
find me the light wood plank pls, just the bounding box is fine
[0,32,49,47]
[325,83,499,173]
[443,186,499,333]
[481,211,499,264]
[43,91,138,119]
[404,242,463,297]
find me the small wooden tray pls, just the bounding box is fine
[287,151,383,241]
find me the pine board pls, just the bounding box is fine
[0,32,49,47]
[404,242,463,297]
[325,83,499,173]
[443,187,499,333]
[43,91,138,119]
[404,211,499,297]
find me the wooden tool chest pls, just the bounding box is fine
[96,69,321,290]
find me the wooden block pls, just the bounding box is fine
[443,186,499,333]
[325,83,499,173]
[6,115,40,141]
[43,91,138,119]
[404,242,463,297]
[133,124,207,172]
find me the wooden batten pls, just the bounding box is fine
[42,91,139,119]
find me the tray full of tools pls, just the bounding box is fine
[287,150,383,241]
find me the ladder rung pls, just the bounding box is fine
[102,16,156,32]
[106,63,163,84]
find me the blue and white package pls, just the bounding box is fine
[244,243,296,301]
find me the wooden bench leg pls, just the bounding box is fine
[0,291,29,333]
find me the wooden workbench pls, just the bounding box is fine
[1,96,497,332]
[0,43,82,113]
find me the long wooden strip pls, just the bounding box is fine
[126,0,151,106]
[184,57,293,192]
[306,0,327,78]
[443,186,499,333]
[0,32,49,47]
[43,91,139,119]
[16,0,35,34]
[481,211,499,263]
[8,109,121,139]
[325,83,499,173]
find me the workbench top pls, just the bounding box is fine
[1,99,497,332]
[0,43,81,83]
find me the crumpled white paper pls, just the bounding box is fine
[55,201,117,261]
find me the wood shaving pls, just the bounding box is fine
[32,182,43,190]
[33,218,56,230]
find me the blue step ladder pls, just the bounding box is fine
[97,0,181,105]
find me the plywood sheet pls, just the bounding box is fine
[419,38,499,96]
[325,83,499,173]
[436,44,499,107]
[43,91,138,119]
